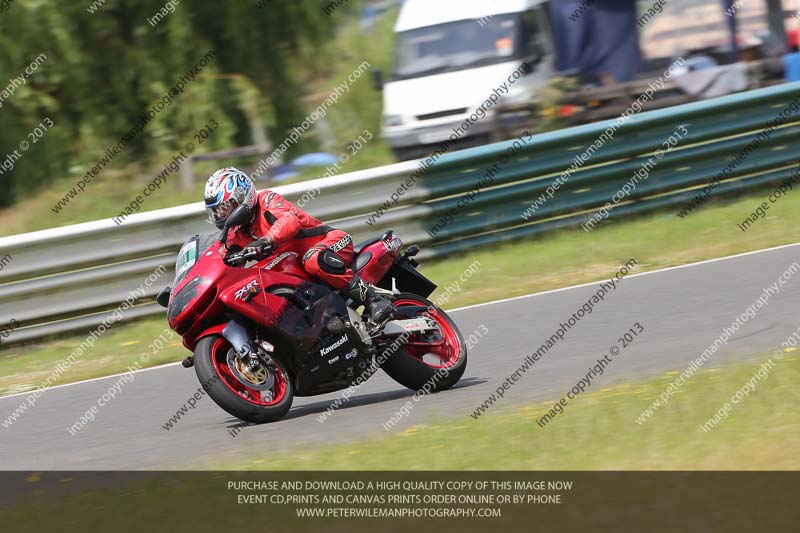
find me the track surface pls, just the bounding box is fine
[2,244,799,469]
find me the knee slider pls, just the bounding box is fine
[318,248,346,274]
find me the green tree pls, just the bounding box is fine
[0,0,339,207]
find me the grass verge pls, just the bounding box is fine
[2,189,799,396]
[231,353,800,470]
[0,320,182,397]
[1,355,795,532]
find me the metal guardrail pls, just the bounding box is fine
[1,82,798,346]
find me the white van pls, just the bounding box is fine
[376,0,553,160]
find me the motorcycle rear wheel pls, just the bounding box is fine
[380,293,467,392]
[194,335,293,423]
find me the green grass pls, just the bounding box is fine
[231,353,800,470]
[419,186,800,309]
[2,188,800,396]
[0,319,184,396]
[1,354,795,533]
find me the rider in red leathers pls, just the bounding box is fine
[204,167,392,323]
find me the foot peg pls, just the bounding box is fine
[345,275,394,325]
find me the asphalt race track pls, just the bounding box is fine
[2,243,799,470]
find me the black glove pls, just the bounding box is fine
[223,245,245,267]
[244,237,274,259]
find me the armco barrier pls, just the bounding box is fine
[0,82,798,346]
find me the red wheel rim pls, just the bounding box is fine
[392,298,461,369]
[210,338,288,406]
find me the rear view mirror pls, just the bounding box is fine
[156,286,172,308]
[225,205,253,229]
[219,204,253,243]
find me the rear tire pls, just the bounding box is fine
[381,294,467,392]
[194,336,293,423]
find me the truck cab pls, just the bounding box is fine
[378,0,553,161]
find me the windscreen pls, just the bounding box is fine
[173,233,218,285]
[174,238,199,285]
[393,14,524,81]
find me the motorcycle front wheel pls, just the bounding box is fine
[194,335,294,423]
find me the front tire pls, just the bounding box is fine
[194,336,293,423]
[380,294,467,392]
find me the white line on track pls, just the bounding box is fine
[2,240,798,402]
[450,240,800,312]
[0,362,180,401]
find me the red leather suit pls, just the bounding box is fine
[226,190,355,289]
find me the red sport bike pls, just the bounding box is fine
[157,205,467,423]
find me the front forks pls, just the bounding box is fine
[222,319,282,391]
[222,319,257,367]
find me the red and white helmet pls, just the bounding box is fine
[203,167,257,229]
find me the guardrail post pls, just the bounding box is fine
[180,157,194,192]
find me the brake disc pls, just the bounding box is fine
[226,349,276,391]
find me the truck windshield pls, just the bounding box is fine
[393,14,524,81]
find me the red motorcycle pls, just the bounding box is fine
[157,206,467,423]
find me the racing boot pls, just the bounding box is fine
[345,275,393,324]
